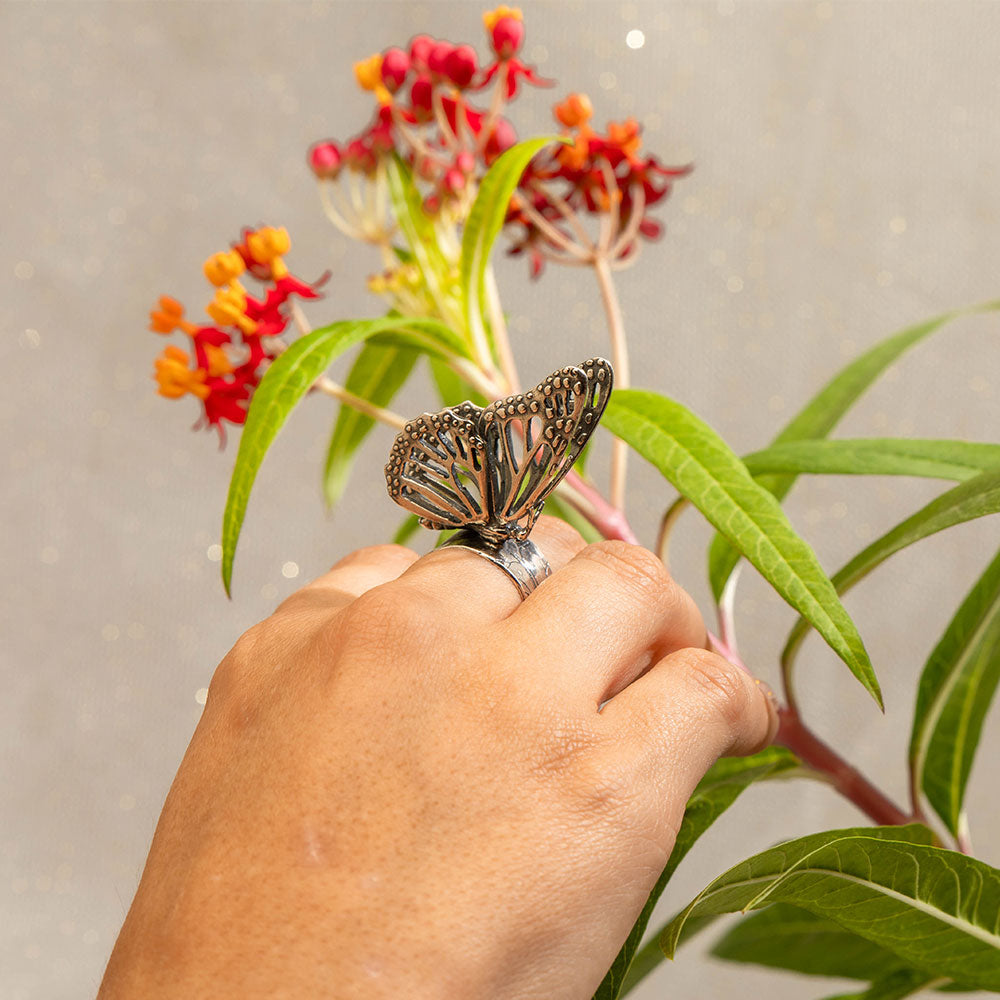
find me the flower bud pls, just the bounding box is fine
[427,40,454,78]
[554,92,593,129]
[345,137,375,172]
[484,117,517,163]
[308,140,343,179]
[409,34,435,71]
[491,17,524,58]
[445,44,478,88]
[381,47,410,92]
[484,7,524,58]
[455,150,476,175]
[409,76,433,121]
[443,168,466,194]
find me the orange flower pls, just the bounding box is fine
[206,285,258,335]
[246,226,291,279]
[354,53,392,105]
[202,343,234,378]
[149,295,191,335]
[607,118,642,160]
[203,250,246,288]
[154,345,209,400]
[554,92,593,130]
[557,133,592,172]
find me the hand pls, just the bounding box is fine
[98,518,776,999]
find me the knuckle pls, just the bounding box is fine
[561,746,637,817]
[208,621,270,708]
[583,540,677,606]
[679,648,753,731]
[338,582,443,656]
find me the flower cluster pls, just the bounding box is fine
[507,93,691,276]
[149,227,327,443]
[307,6,548,221]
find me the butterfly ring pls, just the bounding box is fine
[384,358,614,599]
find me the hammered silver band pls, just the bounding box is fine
[441,528,551,600]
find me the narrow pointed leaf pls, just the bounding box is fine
[221,316,459,595]
[322,342,418,508]
[386,157,457,326]
[605,390,881,706]
[819,969,943,1000]
[428,355,487,407]
[709,302,1000,600]
[910,545,1000,836]
[460,136,561,336]
[713,904,976,996]
[661,825,1000,991]
[367,324,471,362]
[743,439,1000,482]
[712,903,912,980]
[782,469,1000,679]
[594,747,800,999]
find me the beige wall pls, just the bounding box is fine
[4,1,999,996]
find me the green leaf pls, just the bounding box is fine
[708,302,1000,601]
[385,157,461,329]
[712,905,974,997]
[392,514,421,546]
[743,439,1000,483]
[781,469,1000,684]
[428,355,487,407]
[595,746,800,999]
[604,390,882,707]
[367,325,471,362]
[460,136,561,349]
[661,825,1000,992]
[220,316,456,595]
[910,544,1000,836]
[819,969,942,1000]
[711,903,911,980]
[322,342,418,508]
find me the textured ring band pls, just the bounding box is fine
[441,528,552,600]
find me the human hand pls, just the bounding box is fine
[98,518,776,999]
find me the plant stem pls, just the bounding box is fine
[593,254,630,510]
[776,706,912,827]
[314,377,407,431]
[655,495,690,571]
[562,470,639,544]
[484,264,520,395]
[275,304,408,431]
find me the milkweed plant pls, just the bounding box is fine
[146,7,1000,997]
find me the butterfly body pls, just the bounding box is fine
[385,358,613,542]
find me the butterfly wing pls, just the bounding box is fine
[479,358,613,539]
[384,402,491,531]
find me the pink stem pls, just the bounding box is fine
[776,707,912,827]
[563,470,639,544]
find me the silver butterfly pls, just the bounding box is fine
[385,358,613,543]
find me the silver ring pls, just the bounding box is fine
[441,528,551,600]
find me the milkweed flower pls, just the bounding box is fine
[147,227,326,444]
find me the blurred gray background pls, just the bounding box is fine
[3,1,1000,997]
